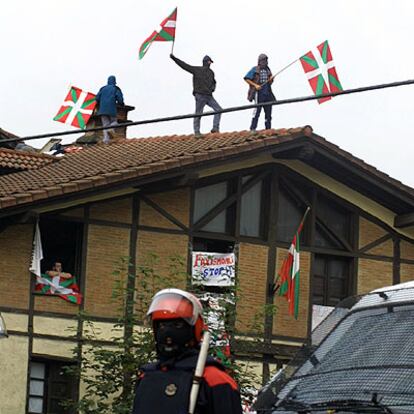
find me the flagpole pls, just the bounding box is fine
[271,206,311,293]
[273,58,300,78]
[260,57,299,87]
[171,6,177,55]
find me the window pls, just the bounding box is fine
[193,181,235,234]
[240,176,265,238]
[313,255,351,306]
[193,237,234,254]
[40,218,83,278]
[315,196,352,250]
[29,360,77,414]
[277,180,309,243]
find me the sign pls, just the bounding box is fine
[192,252,235,286]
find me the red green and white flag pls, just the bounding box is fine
[35,274,82,305]
[139,7,177,59]
[277,207,310,319]
[53,86,97,129]
[300,40,343,104]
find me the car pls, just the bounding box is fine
[253,281,414,413]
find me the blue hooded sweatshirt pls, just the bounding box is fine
[96,75,124,117]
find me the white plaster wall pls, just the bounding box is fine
[0,336,29,414]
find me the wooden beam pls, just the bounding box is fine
[358,234,392,253]
[140,194,188,232]
[394,212,414,228]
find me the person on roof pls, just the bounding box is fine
[132,288,243,414]
[95,75,124,144]
[170,54,222,137]
[244,54,276,131]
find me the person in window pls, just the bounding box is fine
[244,54,276,131]
[46,261,73,280]
[132,288,242,414]
[95,75,124,144]
[170,54,222,137]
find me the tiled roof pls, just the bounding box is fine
[0,126,412,211]
[0,148,56,171]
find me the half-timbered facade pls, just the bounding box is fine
[0,126,414,413]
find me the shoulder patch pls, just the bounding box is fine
[203,366,238,391]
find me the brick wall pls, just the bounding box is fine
[235,243,268,334]
[135,231,188,319]
[34,295,79,314]
[90,197,132,223]
[400,240,414,260]
[400,263,414,283]
[273,249,310,339]
[357,258,393,293]
[84,225,130,317]
[140,188,190,230]
[359,217,387,246]
[0,224,33,309]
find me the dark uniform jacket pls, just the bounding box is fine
[132,350,243,414]
[171,56,216,96]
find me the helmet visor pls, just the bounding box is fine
[147,291,201,325]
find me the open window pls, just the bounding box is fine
[28,359,77,414]
[39,218,83,280]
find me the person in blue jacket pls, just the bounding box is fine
[95,75,124,143]
[244,54,275,131]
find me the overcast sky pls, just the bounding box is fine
[1,1,414,186]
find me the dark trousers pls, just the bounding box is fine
[194,93,222,133]
[250,93,272,131]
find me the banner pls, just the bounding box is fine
[192,252,235,286]
[198,292,234,360]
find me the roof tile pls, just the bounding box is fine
[0,127,412,211]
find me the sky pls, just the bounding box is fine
[1,1,414,186]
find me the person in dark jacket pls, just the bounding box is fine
[95,75,124,143]
[244,54,275,131]
[132,288,243,414]
[170,54,222,136]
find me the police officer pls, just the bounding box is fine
[132,288,243,414]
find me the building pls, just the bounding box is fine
[0,126,413,413]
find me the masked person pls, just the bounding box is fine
[95,75,124,144]
[132,288,243,414]
[244,54,276,131]
[170,54,222,137]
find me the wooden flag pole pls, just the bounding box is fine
[260,58,300,87]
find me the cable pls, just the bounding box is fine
[2,78,414,145]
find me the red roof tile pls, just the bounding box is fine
[0,147,56,171]
[0,127,412,211]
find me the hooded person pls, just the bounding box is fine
[95,75,124,144]
[132,288,243,414]
[170,54,222,137]
[244,54,276,131]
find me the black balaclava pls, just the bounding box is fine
[258,53,268,69]
[154,318,196,359]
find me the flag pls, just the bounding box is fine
[277,207,310,319]
[29,222,43,277]
[300,40,343,104]
[139,8,177,59]
[35,274,82,305]
[53,86,97,129]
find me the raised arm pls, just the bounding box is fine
[170,54,196,74]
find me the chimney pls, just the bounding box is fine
[76,104,135,145]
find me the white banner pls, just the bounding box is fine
[192,252,235,286]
